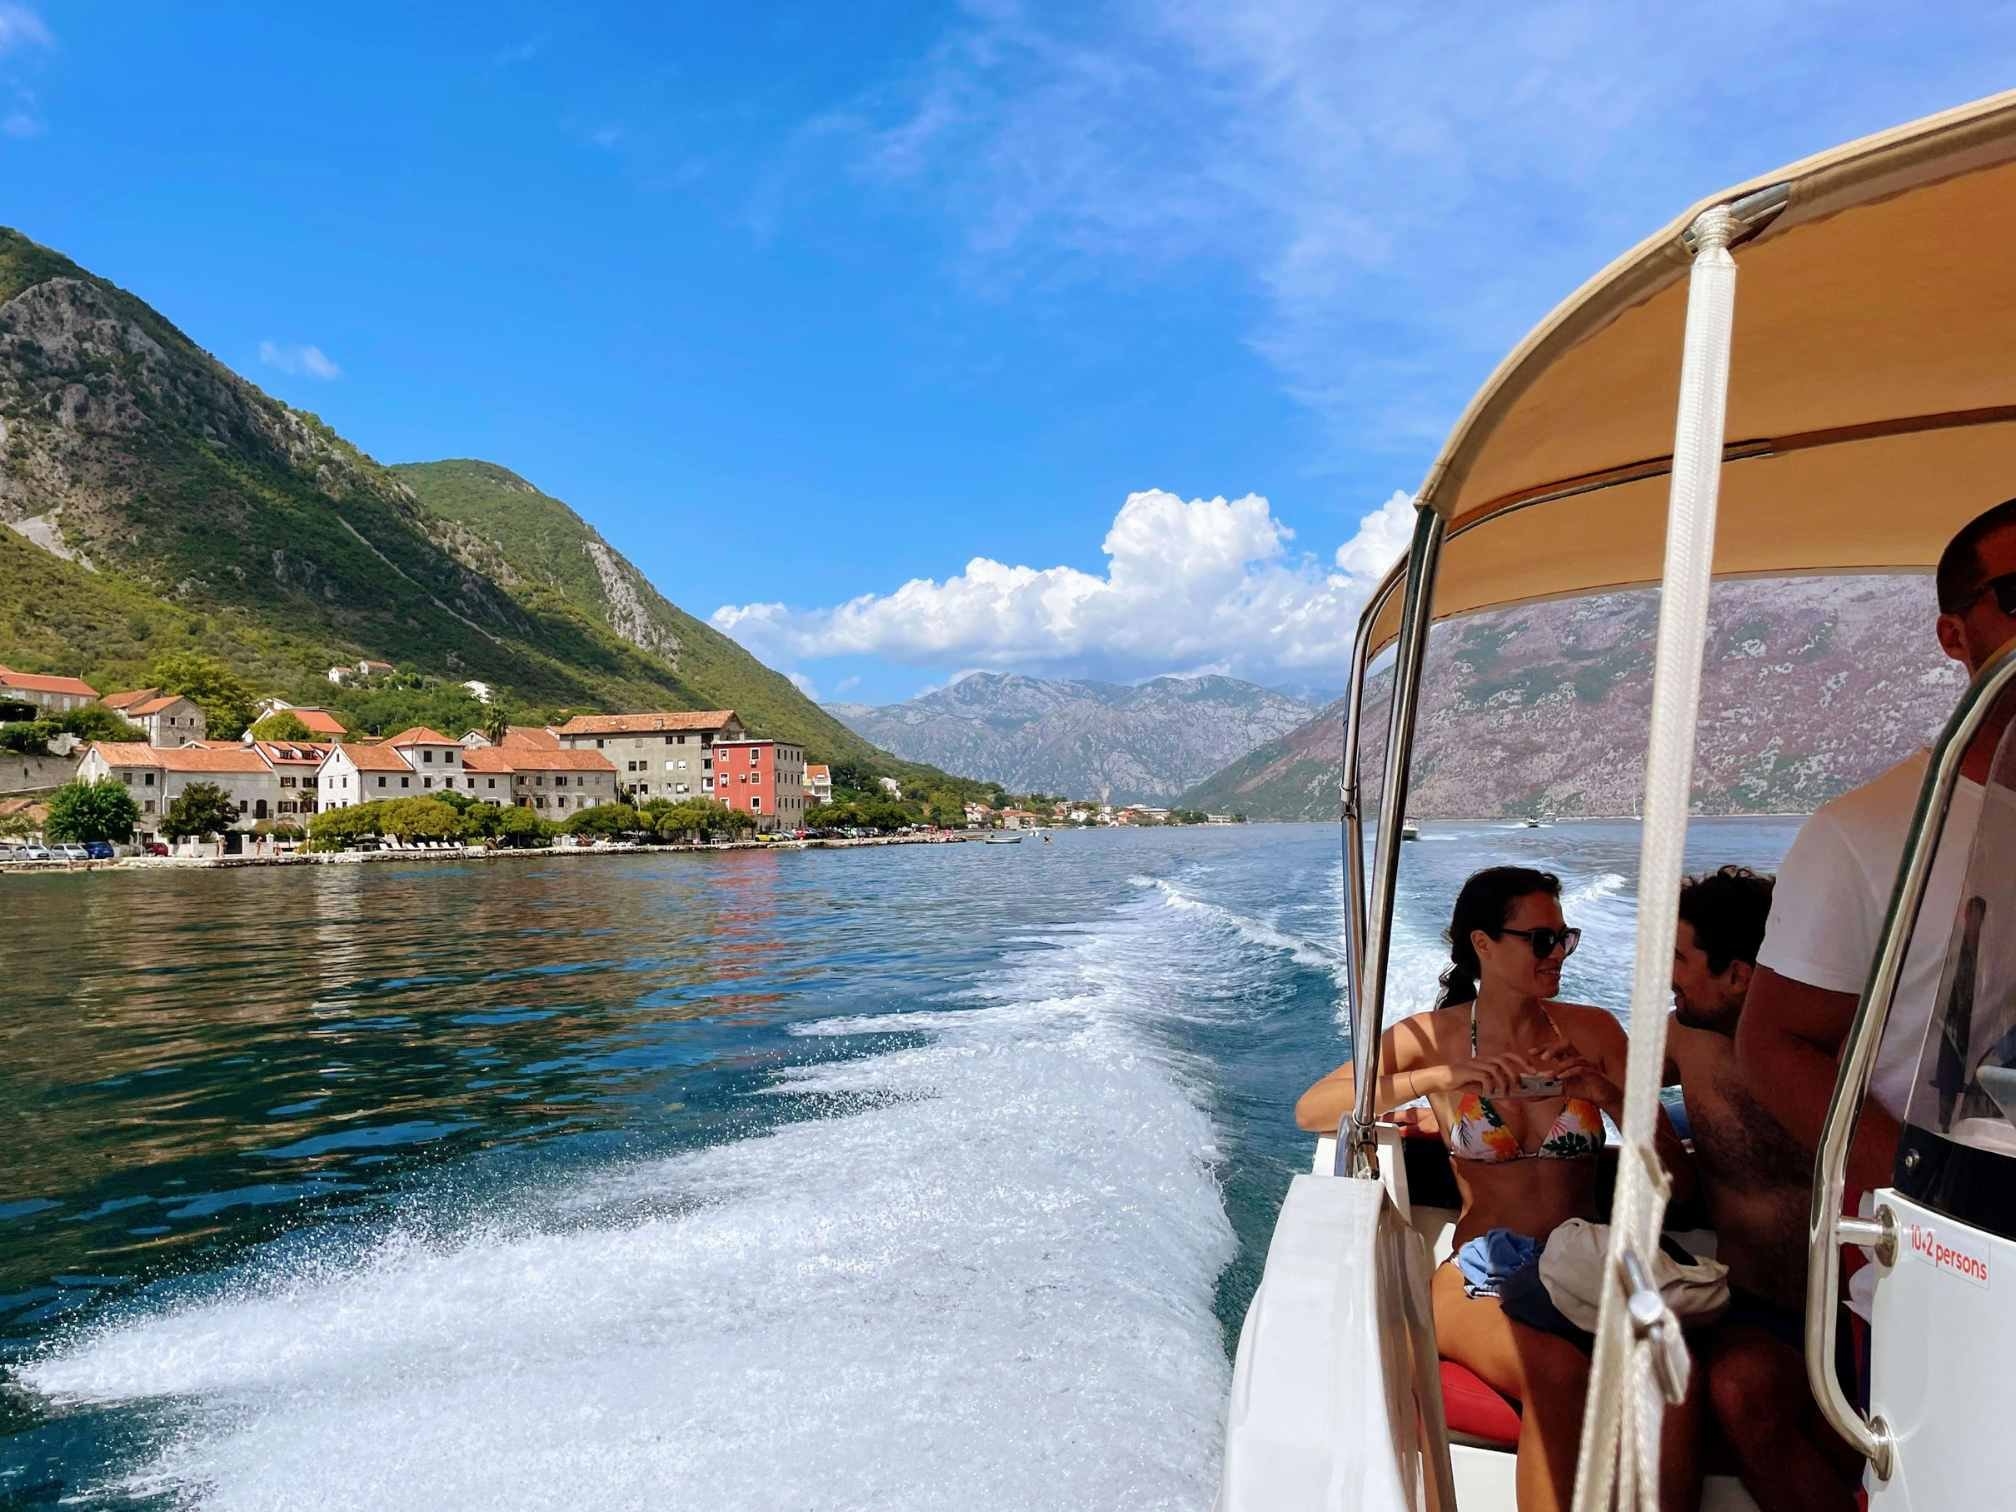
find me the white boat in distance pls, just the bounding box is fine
[1222,89,2016,1512]
[983,834,1023,845]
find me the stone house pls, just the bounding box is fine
[0,665,99,715]
[100,688,207,746]
[76,741,280,840]
[551,710,744,803]
[316,740,424,809]
[461,746,619,814]
[248,740,333,820]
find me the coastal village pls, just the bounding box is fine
[0,662,1240,865]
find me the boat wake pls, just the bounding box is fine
[16,893,1239,1512]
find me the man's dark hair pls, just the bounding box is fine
[1936,497,2016,614]
[1678,865,1775,975]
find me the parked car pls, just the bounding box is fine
[142,840,170,857]
[51,843,89,862]
[83,840,116,860]
[18,843,52,861]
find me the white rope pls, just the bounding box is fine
[1572,205,1739,1512]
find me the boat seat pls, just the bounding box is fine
[1439,1360,1522,1448]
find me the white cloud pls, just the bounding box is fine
[785,670,819,699]
[714,488,1416,683]
[258,341,342,381]
[770,2,2004,466]
[0,3,52,54]
[834,675,861,697]
[589,124,625,150]
[2,108,39,138]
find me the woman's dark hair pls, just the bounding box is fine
[1436,866,1562,1009]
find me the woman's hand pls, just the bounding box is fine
[1531,1043,1622,1112]
[1441,1050,1543,1098]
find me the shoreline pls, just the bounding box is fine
[0,831,989,876]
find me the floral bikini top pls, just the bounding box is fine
[1446,1000,1605,1163]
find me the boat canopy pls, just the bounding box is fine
[1365,88,2016,654]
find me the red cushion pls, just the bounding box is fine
[1439,1360,1522,1446]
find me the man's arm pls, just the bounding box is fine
[1735,965,1899,1193]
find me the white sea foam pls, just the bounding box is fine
[19,899,1237,1512]
[1138,877,1345,986]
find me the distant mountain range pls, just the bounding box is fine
[1178,577,1965,820]
[0,228,888,769]
[828,673,1318,804]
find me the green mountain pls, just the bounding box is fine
[391,460,874,763]
[0,228,884,766]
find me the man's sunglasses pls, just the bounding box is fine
[1496,926,1582,960]
[1959,572,2016,618]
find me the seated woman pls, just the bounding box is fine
[1296,866,1695,1512]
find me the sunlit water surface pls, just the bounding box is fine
[0,820,1796,1509]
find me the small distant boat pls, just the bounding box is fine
[1400,823,1420,842]
[984,834,1023,845]
[1522,817,1541,828]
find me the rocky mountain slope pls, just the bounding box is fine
[0,228,887,767]
[829,673,1317,804]
[1179,577,1965,820]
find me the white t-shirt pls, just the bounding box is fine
[1759,749,1985,1121]
[1760,750,1991,1319]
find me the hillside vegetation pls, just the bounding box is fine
[0,228,893,770]
[1179,577,1964,820]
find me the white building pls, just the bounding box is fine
[76,741,280,842]
[878,776,902,798]
[383,726,466,794]
[805,763,833,807]
[0,665,99,715]
[461,680,493,704]
[317,740,422,809]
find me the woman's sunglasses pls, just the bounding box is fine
[1497,926,1582,960]
[1960,572,2016,618]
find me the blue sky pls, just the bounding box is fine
[3,2,2011,704]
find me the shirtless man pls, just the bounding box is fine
[1666,866,1857,1512]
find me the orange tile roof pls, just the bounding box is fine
[290,708,348,735]
[461,747,517,774]
[806,764,831,780]
[498,725,560,749]
[88,741,271,774]
[100,687,160,711]
[551,710,738,736]
[503,748,618,773]
[251,740,334,767]
[0,666,99,698]
[334,742,415,772]
[384,726,458,747]
[128,694,185,717]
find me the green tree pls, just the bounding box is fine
[248,710,314,741]
[0,807,38,841]
[379,796,462,842]
[150,652,258,739]
[43,778,141,844]
[564,802,643,837]
[494,804,549,847]
[308,802,384,850]
[162,781,241,841]
[482,703,512,746]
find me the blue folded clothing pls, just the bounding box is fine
[1456,1227,1542,1298]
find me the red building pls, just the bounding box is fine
[709,739,807,833]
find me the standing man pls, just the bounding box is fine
[1733,504,2016,1201]
[1736,497,2016,1289]
[1667,867,1857,1512]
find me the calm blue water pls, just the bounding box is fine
[0,820,1797,1510]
